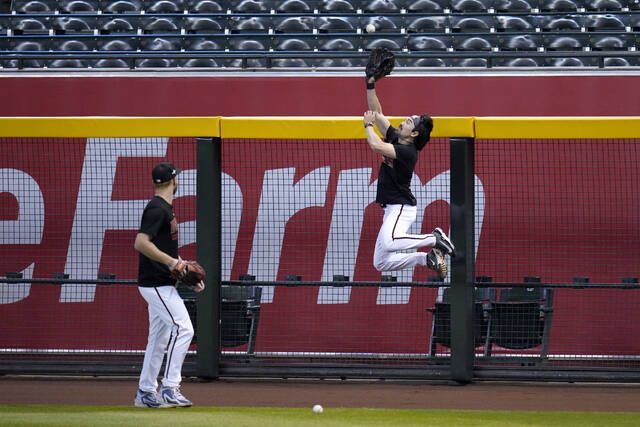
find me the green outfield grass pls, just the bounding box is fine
[0,405,638,427]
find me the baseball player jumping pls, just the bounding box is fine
[133,162,204,408]
[364,49,455,279]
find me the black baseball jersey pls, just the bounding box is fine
[375,125,418,206]
[138,196,179,287]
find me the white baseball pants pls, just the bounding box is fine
[138,285,194,392]
[374,204,437,272]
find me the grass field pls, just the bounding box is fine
[1,405,639,427]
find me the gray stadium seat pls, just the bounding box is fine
[363,16,403,33]
[272,58,309,67]
[452,0,491,12]
[184,17,225,33]
[499,34,540,49]
[364,0,401,12]
[603,57,630,66]
[49,58,88,68]
[183,58,219,67]
[146,0,184,13]
[364,37,404,50]
[405,57,448,67]
[317,17,357,32]
[456,57,488,67]
[99,17,138,33]
[496,15,535,32]
[541,0,578,11]
[319,0,356,11]
[542,16,582,31]
[273,36,315,50]
[586,14,626,31]
[13,0,54,13]
[98,37,136,51]
[93,58,129,67]
[142,17,181,33]
[228,36,268,50]
[231,0,270,12]
[142,36,182,50]
[455,35,494,50]
[229,16,270,32]
[11,40,46,67]
[274,16,314,32]
[407,16,448,32]
[53,16,95,33]
[102,0,142,13]
[407,0,446,12]
[501,57,541,66]
[54,38,93,51]
[189,0,225,12]
[277,0,313,12]
[12,17,49,34]
[550,57,587,66]
[544,34,587,49]
[590,34,630,49]
[494,0,537,11]
[586,0,623,10]
[317,58,361,66]
[407,35,451,50]
[136,58,176,67]
[451,16,494,32]
[318,37,357,50]
[185,36,227,50]
[60,0,99,13]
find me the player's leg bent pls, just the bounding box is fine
[433,227,456,257]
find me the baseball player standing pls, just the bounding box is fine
[133,162,204,408]
[364,75,455,278]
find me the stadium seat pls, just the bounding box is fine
[496,15,535,32]
[273,36,315,50]
[455,35,494,50]
[544,34,586,50]
[405,57,448,67]
[457,57,488,66]
[276,0,313,12]
[406,0,446,12]
[451,0,491,12]
[317,16,357,32]
[13,0,54,13]
[586,0,623,10]
[186,36,227,50]
[363,16,403,33]
[271,58,309,67]
[231,0,270,12]
[450,16,494,32]
[10,39,46,68]
[499,34,540,50]
[501,57,541,66]
[136,58,176,67]
[318,0,356,11]
[364,0,401,12]
[98,37,136,51]
[364,36,404,50]
[551,57,589,66]
[49,58,88,68]
[406,16,448,32]
[99,17,139,34]
[189,0,225,12]
[229,16,270,32]
[494,0,537,11]
[185,17,225,33]
[591,34,630,49]
[228,36,268,50]
[274,16,314,32]
[12,17,49,34]
[142,17,181,33]
[586,14,626,31]
[53,38,93,51]
[603,56,631,66]
[53,16,95,34]
[93,58,130,67]
[318,37,357,50]
[141,36,182,50]
[146,0,184,13]
[182,57,219,67]
[407,35,451,50]
[317,58,359,66]
[59,0,99,13]
[102,0,142,13]
[542,16,582,31]
[540,0,578,11]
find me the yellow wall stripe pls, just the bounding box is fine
[0,117,220,137]
[475,117,640,139]
[220,116,475,139]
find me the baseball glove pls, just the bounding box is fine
[365,47,395,82]
[171,259,206,290]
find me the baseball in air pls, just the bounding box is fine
[365,24,376,33]
[312,404,324,414]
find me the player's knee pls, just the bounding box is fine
[373,258,387,272]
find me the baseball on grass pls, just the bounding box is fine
[365,24,376,33]
[312,404,324,414]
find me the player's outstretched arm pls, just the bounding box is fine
[366,78,391,134]
[364,111,396,159]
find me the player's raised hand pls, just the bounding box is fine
[364,110,375,128]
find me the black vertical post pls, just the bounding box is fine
[449,137,475,384]
[196,137,221,379]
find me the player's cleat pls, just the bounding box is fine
[161,386,193,407]
[433,227,455,257]
[426,249,447,279]
[134,389,171,408]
